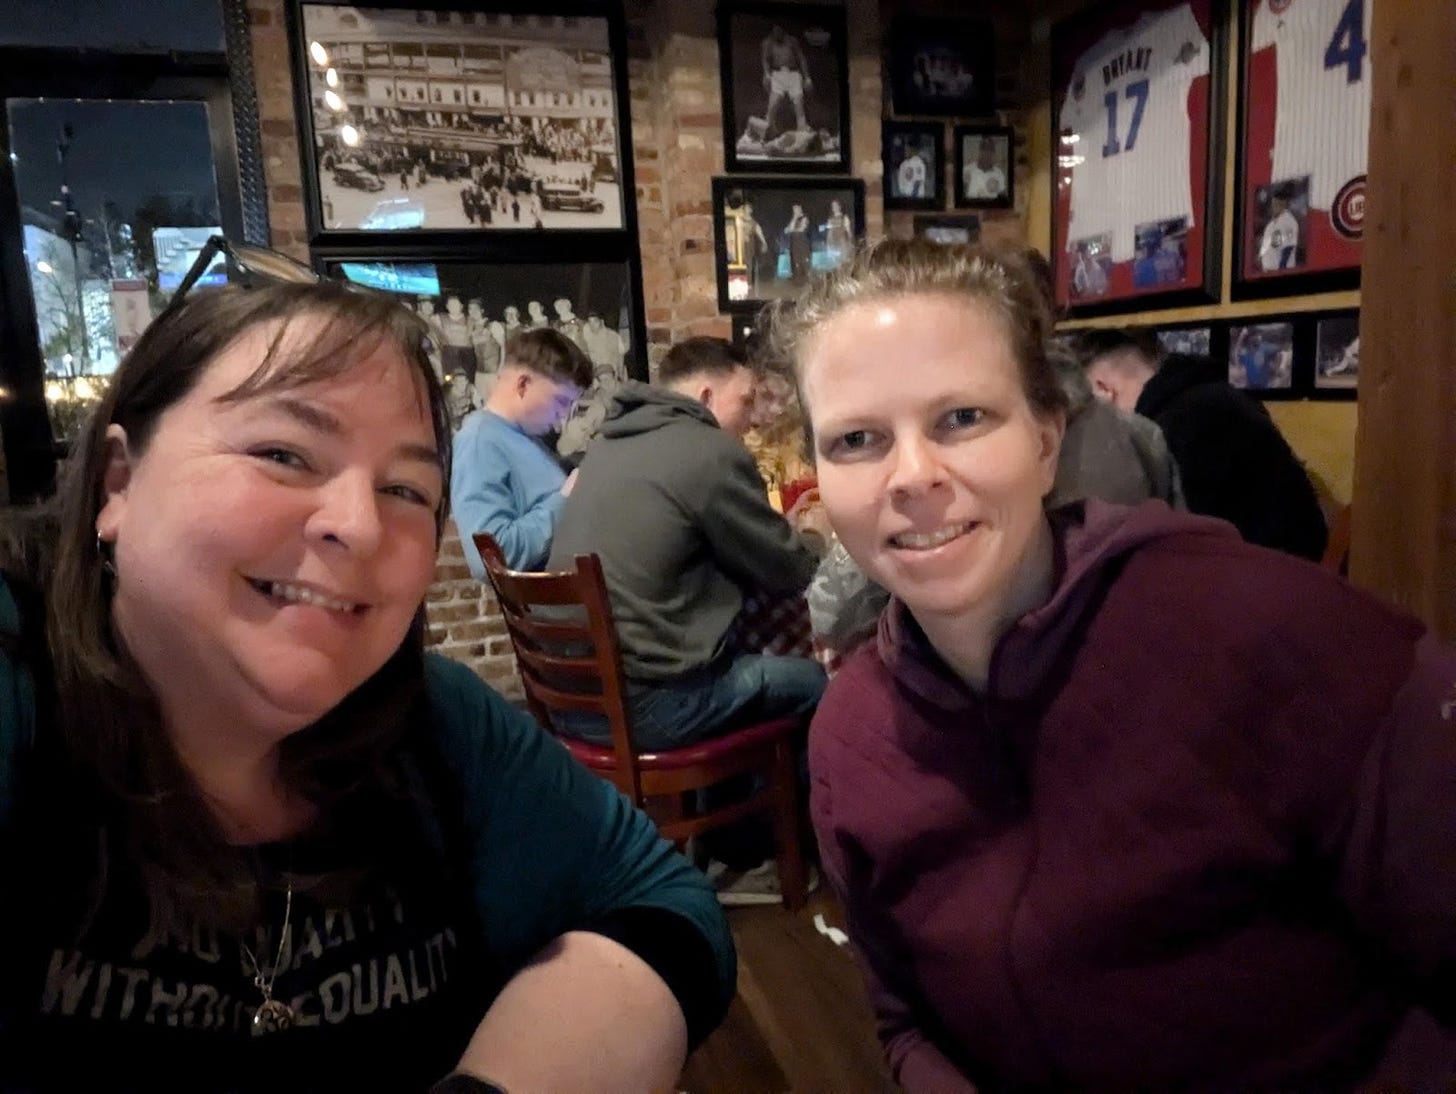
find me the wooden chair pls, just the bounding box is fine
[474,533,809,910]
[1322,503,1352,576]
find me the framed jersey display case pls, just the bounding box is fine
[1051,0,1227,317]
[1233,0,1368,298]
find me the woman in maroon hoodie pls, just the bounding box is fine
[773,238,1456,1092]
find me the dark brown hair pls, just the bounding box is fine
[3,281,452,934]
[658,336,749,386]
[502,327,593,388]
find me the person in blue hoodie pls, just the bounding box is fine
[450,327,593,576]
[0,279,733,1094]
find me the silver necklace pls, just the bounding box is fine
[240,883,295,1035]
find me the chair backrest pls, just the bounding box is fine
[1322,503,1352,576]
[472,533,644,801]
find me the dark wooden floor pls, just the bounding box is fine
[680,890,898,1093]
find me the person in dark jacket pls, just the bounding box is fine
[771,237,1456,1093]
[548,336,824,752]
[1078,328,1328,559]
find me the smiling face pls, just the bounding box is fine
[800,292,1062,630]
[95,316,444,745]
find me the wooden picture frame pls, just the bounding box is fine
[1050,0,1227,317]
[712,176,865,312]
[953,123,1014,209]
[287,1,635,242]
[888,16,995,117]
[883,120,944,211]
[718,1,851,174]
[1231,0,1367,299]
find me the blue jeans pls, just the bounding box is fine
[557,654,826,752]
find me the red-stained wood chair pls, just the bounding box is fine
[1322,503,1352,576]
[474,533,808,910]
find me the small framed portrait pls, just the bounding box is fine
[288,2,633,238]
[1051,0,1227,316]
[913,213,981,246]
[1232,0,1366,298]
[712,176,865,311]
[718,1,851,174]
[319,253,644,453]
[884,121,944,211]
[1313,311,1359,396]
[888,17,995,117]
[953,125,1013,209]
[1228,319,1296,395]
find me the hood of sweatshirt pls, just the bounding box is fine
[1135,354,1234,419]
[600,380,719,439]
[877,499,1241,709]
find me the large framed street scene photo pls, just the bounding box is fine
[713,177,864,311]
[323,255,642,457]
[289,3,630,236]
[1051,0,1226,316]
[718,2,851,174]
[1233,0,1369,298]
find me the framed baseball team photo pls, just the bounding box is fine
[1051,0,1228,317]
[287,2,633,240]
[953,124,1014,210]
[883,120,944,211]
[1232,0,1369,299]
[717,1,851,174]
[887,17,996,118]
[712,176,865,311]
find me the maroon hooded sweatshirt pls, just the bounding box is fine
[810,500,1456,1092]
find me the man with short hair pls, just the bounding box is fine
[1079,329,1327,560]
[452,327,593,576]
[963,135,1007,201]
[549,335,824,752]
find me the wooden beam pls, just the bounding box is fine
[1348,0,1456,635]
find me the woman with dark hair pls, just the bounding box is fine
[773,238,1456,1091]
[0,279,733,1093]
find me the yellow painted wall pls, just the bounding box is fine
[1024,4,1360,502]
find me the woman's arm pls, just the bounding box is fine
[454,931,686,1093]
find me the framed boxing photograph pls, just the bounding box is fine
[1050,0,1228,317]
[712,176,865,311]
[1232,0,1368,299]
[953,124,1014,210]
[888,16,996,118]
[718,1,851,174]
[286,1,636,242]
[883,120,944,211]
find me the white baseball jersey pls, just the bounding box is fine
[1258,208,1300,269]
[898,153,928,196]
[963,164,1007,200]
[1251,0,1372,210]
[1059,2,1208,262]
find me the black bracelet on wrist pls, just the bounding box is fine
[428,1073,509,1094]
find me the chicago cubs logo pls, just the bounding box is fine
[1332,175,1366,239]
[1269,0,1294,12]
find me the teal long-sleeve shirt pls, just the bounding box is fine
[451,409,566,575]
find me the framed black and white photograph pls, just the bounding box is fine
[889,17,995,117]
[1228,319,1295,394]
[713,176,865,311]
[1314,310,1359,396]
[883,120,943,211]
[954,124,1014,209]
[320,254,643,454]
[289,4,630,236]
[913,213,980,246]
[718,1,850,174]
[1153,323,1214,358]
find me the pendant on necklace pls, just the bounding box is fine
[252,997,296,1035]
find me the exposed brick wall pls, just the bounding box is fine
[244,1,886,694]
